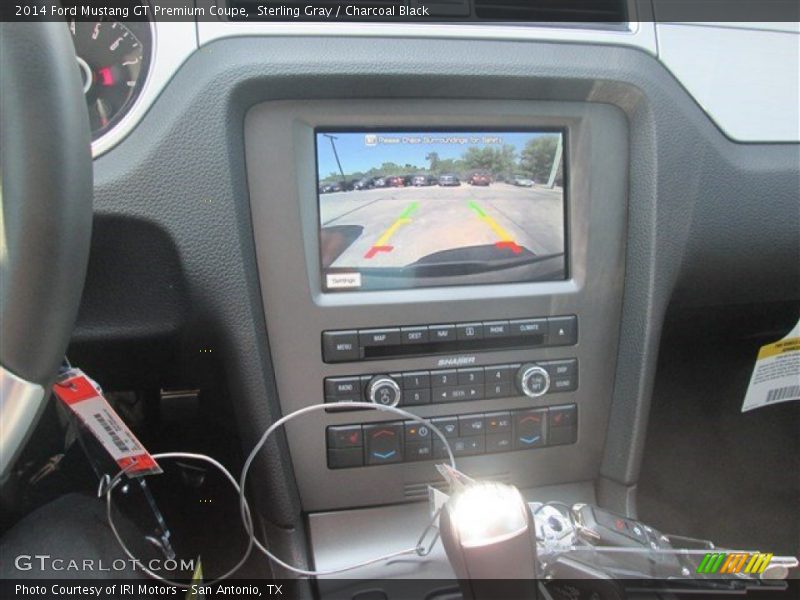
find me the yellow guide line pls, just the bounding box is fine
[480,214,513,242]
[375,217,411,247]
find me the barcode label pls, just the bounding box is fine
[742,322,800,413]
[93,412,130,453]
[53,369,161,477]
[766,385,800,403]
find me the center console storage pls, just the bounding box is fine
[245,99,628,511]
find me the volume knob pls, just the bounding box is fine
[366,375,402,407]
[516,364,550,398]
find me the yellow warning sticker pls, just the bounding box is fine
[742,318,800,412]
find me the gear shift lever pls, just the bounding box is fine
[439,482,538,599]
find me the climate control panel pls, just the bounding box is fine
[326,404,578,469]
[325,359,578,408]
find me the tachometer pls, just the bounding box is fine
[68,17,152,140]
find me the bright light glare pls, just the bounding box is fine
[450,482,528,548]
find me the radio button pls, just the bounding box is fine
[485,381,511,399]
[541,359,577,378]
[431,369,457,387]
[324,377,362,398]
[484,320,510,338]
[485,365,512,383]
[433,385,482,402]
[403,388,431,406]
[429,324,456,342]
[359,328,401,347]
[322,331,359,362]
[402,371,430,390]
[548,316,578,346]
[401,326,429,345]
[458,368,484,385]
[552,376,578,393]
[456,322,484,340]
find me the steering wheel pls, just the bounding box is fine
[0,18,93,481]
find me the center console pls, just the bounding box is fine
[245,99,628,512]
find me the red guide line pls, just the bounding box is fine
[364,245,393,259]
[495,241,522,254]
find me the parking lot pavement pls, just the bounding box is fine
[320,183,565,269]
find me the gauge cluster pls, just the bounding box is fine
[68,10,153,142]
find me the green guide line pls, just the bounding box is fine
[399,202,419,219]
[467,200,486,218]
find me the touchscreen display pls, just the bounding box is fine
[317,130,567,292]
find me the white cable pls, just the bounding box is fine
[103,401,456,584]
[238,401,456,576]
[103,452,253,589]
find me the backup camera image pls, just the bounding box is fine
[317,130,567,291]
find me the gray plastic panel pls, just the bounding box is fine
[310,482,595,587]
[245,100,628,511]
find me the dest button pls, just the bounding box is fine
[364,422,403,465]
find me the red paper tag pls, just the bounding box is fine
[53,369,161,477]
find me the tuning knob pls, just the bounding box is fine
[516,364,550,398]
[366,375,402,407]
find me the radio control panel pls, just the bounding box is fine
[322,314,577,363]
[324,358,578,408]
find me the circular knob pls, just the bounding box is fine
[366,375,402,407]
[516,364,550,398]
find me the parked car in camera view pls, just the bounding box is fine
[412,174,437,186]
[387,175,407,187]
[468,172,491,186]
[438,173,461,186]
[320,182,342,193]
[354,177,375,190]
[513,175,535,187]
